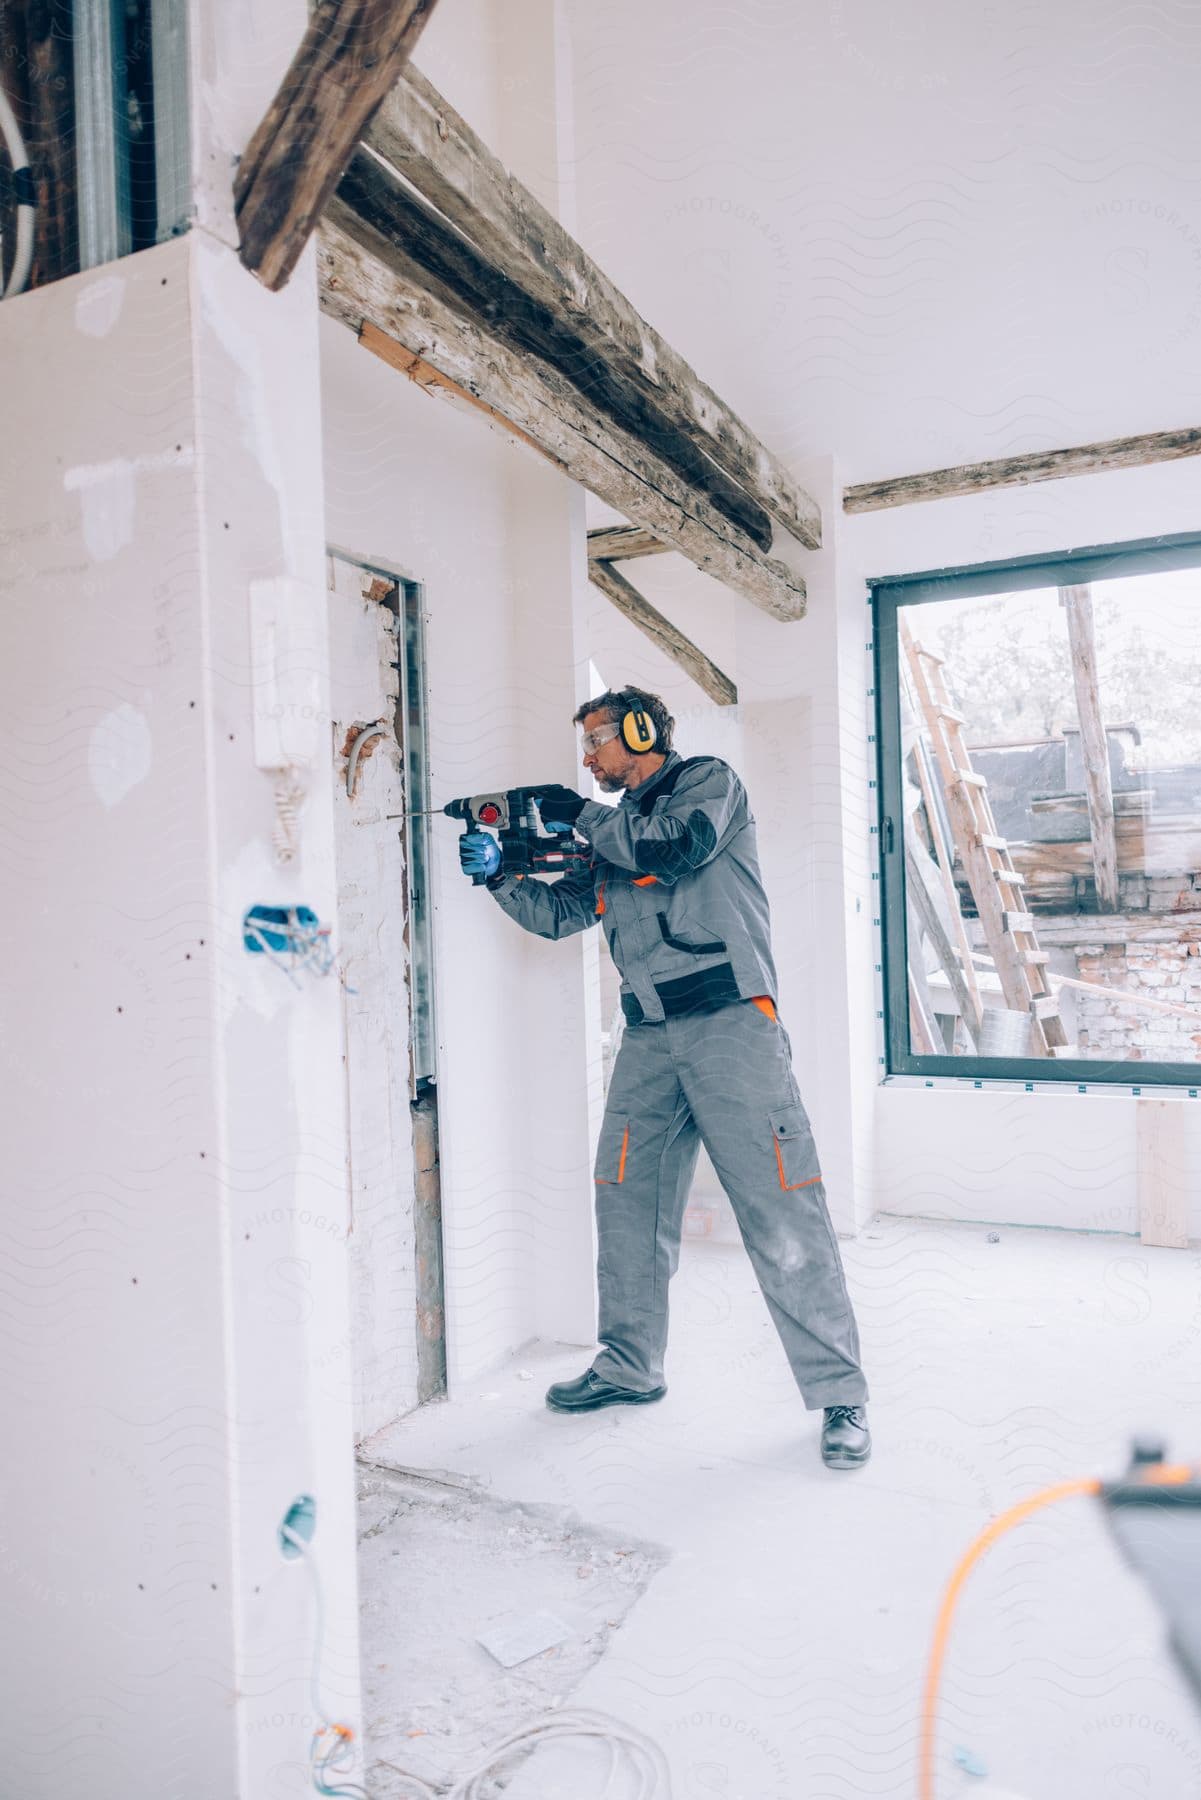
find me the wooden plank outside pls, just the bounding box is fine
[235,0,442,291]
[587,525,670,562]
[1009,820,1201,883]
[1052,974,1201,1026]
[907,726,984,1031]
[1060,584,1120,910]
[369,64,822,551]
[319,214,807,620]
[1137,1098,1189,1249]
[905,842,982,1048]
[588,560,737,707]
[1030,790,1153,816]
[844,425,1201,514]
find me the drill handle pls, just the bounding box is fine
[462,821,488,886]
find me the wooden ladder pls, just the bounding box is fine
[899,616,1068,1056]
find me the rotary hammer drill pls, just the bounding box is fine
[443,789,590,885]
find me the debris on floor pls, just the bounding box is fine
[358,1464,667,1797]
[476,1609,571,1668]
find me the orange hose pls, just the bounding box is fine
[917,1476,1101,1800]
[919,1463,1201,1797]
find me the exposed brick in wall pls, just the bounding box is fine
[1073,932,1201,1060]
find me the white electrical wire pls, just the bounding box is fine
[272,769,306,864]
[377,1707,672,1800]
[0,80,34,300]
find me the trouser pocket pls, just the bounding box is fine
[768,1104,822,1191]
[595,1111,631,1184]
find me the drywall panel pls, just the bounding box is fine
[0,226,364,1795]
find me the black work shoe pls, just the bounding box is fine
[821,1404,871,1469]
[545,1370,667,1413]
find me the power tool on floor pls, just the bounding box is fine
[441,789,590,884]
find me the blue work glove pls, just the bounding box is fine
[536,785,587,831]
[459,829,502,881]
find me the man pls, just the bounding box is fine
[458,686,870,1469]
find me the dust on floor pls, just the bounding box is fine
[357,1461,668,1797]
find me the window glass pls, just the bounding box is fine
[891,563,1201,1069]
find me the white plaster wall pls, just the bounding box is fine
[567,0,1201,1239]
[0,244,237,1800]
[319,317,599,1389]
[318,0,600,1388]
[0,226,364,1796]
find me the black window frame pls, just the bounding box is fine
[872,527,1201,1090]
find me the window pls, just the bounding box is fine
[873,531,1201,1086]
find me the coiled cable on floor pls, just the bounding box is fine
[376,1706,672,1799]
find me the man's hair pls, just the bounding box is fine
[574,686,675,753]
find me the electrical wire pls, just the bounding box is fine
[272,769,306,864]
[377,1706,672,1800]
[0,79,34,300]
[279,1523,370,1800]
[917,1463,1200,1800]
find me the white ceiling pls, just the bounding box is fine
[564,0,1201,485]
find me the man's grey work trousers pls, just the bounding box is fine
[590,1000,867,1410]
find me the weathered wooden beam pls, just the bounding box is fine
[1060,584,1119,910]
[587,559,737,707]
[368,65,821,552]
[843,425,1201,514]
[319,214,807,621]
[586,525,670,563]
[234,0,441,291]
[335,148,774,549]
[358,321,563,467]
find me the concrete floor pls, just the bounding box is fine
[360,1217,1201,1800]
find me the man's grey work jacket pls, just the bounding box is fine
[486,751,780,1025]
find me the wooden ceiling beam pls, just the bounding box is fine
[367,64,821,553]
[319,212,807,621]
[588,560,737,708]
[235,0,441,291]
[844,425,1201,514]
[336,148,774,549]
[586,526,670,563]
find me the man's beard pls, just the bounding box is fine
[596,771,625,792]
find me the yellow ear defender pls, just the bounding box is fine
[620,699,658,753]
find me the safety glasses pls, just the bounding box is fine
[580,721,621,754]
